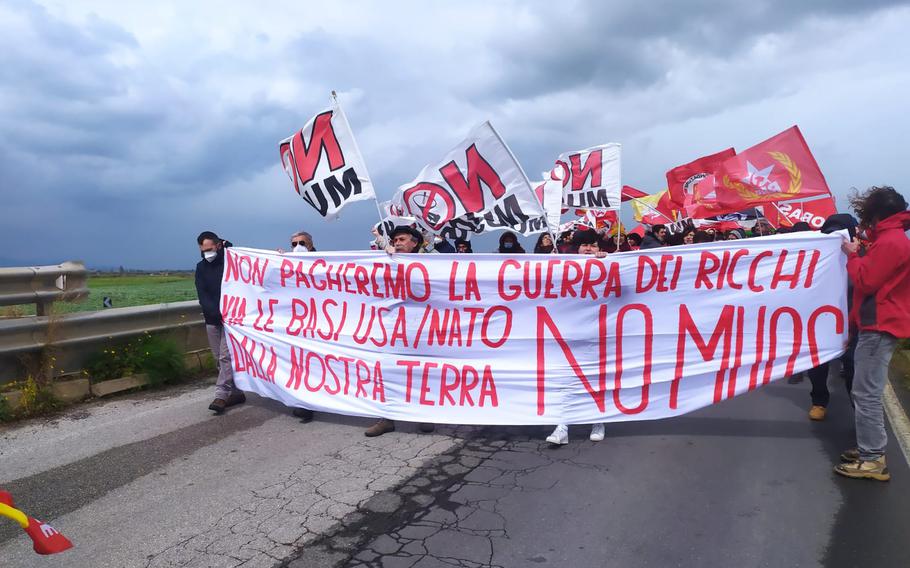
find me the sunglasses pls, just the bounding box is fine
[291,240,309,247]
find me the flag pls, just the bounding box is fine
[374,200,416,238]
[551,143,621,210]
[688,174,740,218]
[279,99,376,220]
[762,195,838,230]
[0,491,72,555]
[666,148,736,206]
[630,190,676,224]
[393,121,548,240]
[533,170,564,235]
[621,185,648,202]
[712,126,831,210]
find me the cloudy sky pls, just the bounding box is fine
[2,0,910,269]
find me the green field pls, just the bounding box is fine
[3,274,198,316]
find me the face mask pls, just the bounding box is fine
[502,242,514,250]
[292,244,308,252]
[203,250,218,262]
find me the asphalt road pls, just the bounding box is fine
[1,368,909,568]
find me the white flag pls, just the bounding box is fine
[533,170,564,233]
[279,100,376,220]
[551,143,621,211]
[393,121,549,240]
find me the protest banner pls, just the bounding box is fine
[221,232,847,425]
[393,122,548,239]
[551,143,622,210]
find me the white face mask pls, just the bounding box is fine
[203,250,218,262]
[292,244,308,252]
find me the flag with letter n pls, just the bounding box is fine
[279,100,376,220]
[392,121,548,239]
[551,143,621,211]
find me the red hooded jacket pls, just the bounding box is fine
[847,210,910,338]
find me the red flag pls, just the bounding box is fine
[666,148,736,206]
[686,176,737,218]
[763,195,838,230]
[712,126,830,210]
[621,185,648,202]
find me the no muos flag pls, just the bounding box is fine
[279,100,377,220]
[393,121,549,240]
[551,143,622,211]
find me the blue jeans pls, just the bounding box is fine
[852,331,898,461]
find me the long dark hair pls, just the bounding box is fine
[534,233,554,253]
[849,186,907,227]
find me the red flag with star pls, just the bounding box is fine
[710,126,831,211]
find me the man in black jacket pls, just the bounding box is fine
[195,231,245,414]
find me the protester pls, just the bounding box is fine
[834,186,910,481]
[726,228,746,240]
[604,232,631,253]
[751,218,775,237]
[290,230,316,252]
[534,233,555,254]
[806,214,859,421]
[627,233,643,250]
[497,231,526,253]
[364,226,436,437]
[693,230,713,244]
[454,238,473,253]
[546,230,607,446]
[195,231,245,414]
[557,230,575,253]
[640,224,668,249]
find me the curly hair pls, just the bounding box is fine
[848,186,907,226]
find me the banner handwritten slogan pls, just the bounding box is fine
[221,233,847,425]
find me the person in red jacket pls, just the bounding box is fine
[834,186,910,481]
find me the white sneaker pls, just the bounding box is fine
[546,424,569,445]
[589,423,605,442]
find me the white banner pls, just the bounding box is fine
[392,121,548,240]
[221,232,847,425]
[552,143,622,211]
[279,100,376,220]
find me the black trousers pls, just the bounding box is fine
[808,334,857,407]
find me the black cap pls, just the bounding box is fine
[820,213,858,239]
[572,228,600,247]
[390,225,424,245]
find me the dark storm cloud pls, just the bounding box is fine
[485,0,907,100]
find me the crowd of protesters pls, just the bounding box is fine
[195,186,910,482]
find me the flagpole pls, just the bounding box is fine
[332,90,388,248]
[488,121,559,252]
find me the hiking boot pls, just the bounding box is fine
[590,423,605,442]
[208,399,227,414]
[292,408,314,423]
[225,391,246,407]
[834,456,890,481]
[840,448,860,463]
[809,405,827,421]
[418,423,435,433]
[365,419,395,437]
[546,424,569,445]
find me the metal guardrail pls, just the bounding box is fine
[0,300,207,384]
[0,261,89,315]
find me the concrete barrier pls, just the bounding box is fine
[0,300,207,385]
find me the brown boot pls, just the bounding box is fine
[208,399,227,414]
[808,405,827,421]
[365,418,395,437]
